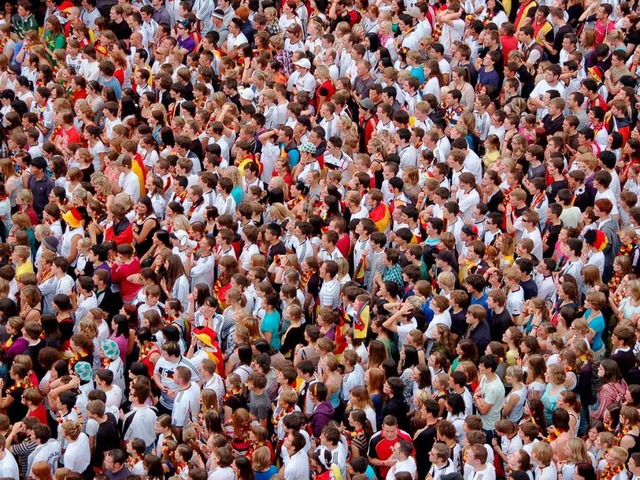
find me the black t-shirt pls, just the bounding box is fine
[92,413,121,467]
[6,386,27,424]
[543,222,563,258]
[520,278,538,300]
[449,308,467,338]
[110,20,132,41]
[488,308,513,342]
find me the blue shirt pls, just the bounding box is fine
[261,310,282,350]
[587,309,605,351]
[255,466,278,480]
[100,75,122,100]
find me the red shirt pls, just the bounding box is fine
[500,35,518,64]
[28,404,48,424]
[110,257,142,303]
[336,232,350,258]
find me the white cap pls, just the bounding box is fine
[239,88,255,101]
[294,58,311,69]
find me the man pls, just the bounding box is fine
[153,341,200,414]
[104,449,131,480]
[594,198,621,283]
[86,399,120,470]
[28,157,54,220]
[122,381,157,450]
[318,261,341,310]
[26,424,60,477]
[171,366,201,432]
[15,1,38,39]
[368,416,413,479]
[464,305,491,355]
[386,441,417,480]
[466,444,497,480]
[426,444,456,480]
[528,64,565,117]
[116,155,140,204]
[281,432,309,480]
[473,355,505,443]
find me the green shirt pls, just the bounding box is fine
[15,14,38,39]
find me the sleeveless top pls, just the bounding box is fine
[505,385,527,423]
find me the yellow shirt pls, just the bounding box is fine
[16,261,34,280]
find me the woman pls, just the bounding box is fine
[321,354,343,411]
[161,254,190,308]
[548,408,572,462]
[347,409,374,458]
[450,339,478,373]
[140,230,172,270]
[365,368,385,429]
[382,376,409,431]
[481,0,508,27]
[53,294,75,351]
[41,16,65,62]
[279,304,305,360]
[422,60,443,103]
[592,359,628,421]
[347,386,377,433]
[450,67,475,108]
[560,438,592,480]
[19,285,41,324]
[618,405,640,455]
[503,365,527,422]
[526,353,547,400]
[132,196,159,259]
[109,314,130,364]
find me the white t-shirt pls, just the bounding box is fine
[0,450,19,479]
[63,433,90,473]
[172,381,201,428]
[119,170,141,204]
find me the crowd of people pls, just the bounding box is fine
[0,0,639,479]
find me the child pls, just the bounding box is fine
[437,271,456,299]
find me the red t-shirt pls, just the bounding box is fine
[28,404,48,424]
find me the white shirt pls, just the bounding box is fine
[119,170,141,203]
[123,405,158,447]
[0,450,19,479]
[190,254,215,289]
[284,449,310,480]
[387,456,417,480]
[172,381,201,428]
[63,433,90,473]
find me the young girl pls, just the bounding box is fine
[503,327,523,367]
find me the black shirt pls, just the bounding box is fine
[488,308,512,342]
[520,278,538,300]
[110,19,132,41]
[92,413,121,467]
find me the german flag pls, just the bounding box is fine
[354,256,365,285]
[354,301,370,340]
[369,203,390,232]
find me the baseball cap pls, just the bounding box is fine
[239,88,255,101]
[360,97,375,111]
[293,58,311,69]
